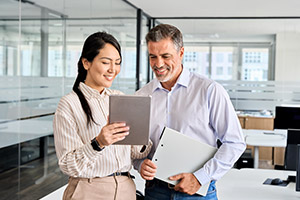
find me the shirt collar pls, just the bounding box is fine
[79,82,111,99]
[151,66,190,93]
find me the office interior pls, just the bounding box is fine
[1,0,300,199]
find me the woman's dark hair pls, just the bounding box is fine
[72,32,122,126]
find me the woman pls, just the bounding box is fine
[53,32,151,200]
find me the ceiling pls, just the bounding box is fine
[1,0,300,43]
[126,0,300,18]
[126,0,300,42]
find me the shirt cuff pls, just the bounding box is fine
[82,142,102,160]
[133,158,144,172]
[193,168,211,186]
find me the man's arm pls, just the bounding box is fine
[193,82,246,186]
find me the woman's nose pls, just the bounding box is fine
[108,64,116,73]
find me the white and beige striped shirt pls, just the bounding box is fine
[53,82,151,178]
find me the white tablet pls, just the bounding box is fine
[109,95,151,145]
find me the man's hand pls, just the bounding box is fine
[169,173,201,195]
[140,159,157,180]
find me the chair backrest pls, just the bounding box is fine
[285,129,300,170]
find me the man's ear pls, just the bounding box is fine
[179,47,184,59]
[82,58,90,70]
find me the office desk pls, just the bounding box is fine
[243,129,287,168]
[0,117,53,149]
[0,117,53,184]
[217,168,300,200]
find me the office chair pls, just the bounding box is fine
[275,129,300,170]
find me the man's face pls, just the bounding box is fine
[148,38,184,89]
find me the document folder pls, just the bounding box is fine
[152,127,217,196]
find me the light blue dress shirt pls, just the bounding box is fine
[134,66,246,186]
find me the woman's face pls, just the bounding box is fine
[83,43,121,93]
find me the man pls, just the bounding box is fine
[134,24,246,200]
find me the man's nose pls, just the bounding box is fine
[156,57,164,68]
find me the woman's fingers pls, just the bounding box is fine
[98,122,130,146]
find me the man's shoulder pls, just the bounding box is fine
[135,80,156,95]
[189,72,215,87]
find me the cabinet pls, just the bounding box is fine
[238,116,285,166]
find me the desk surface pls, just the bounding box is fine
[217,168,300,200]
[0,117,53,148]
[243,129,287,147]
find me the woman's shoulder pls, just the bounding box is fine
[57,91,79,111]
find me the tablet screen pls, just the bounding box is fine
[109,95,151,145]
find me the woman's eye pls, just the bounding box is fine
[102,62,109,65]
[115,62,121,65]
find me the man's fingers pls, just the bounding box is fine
[172,173,201,195]
[143,164,157,173]
[144,159,157,169]
[141,172,155,180]
[142,166,156,175]
[141,159,157,180]
[169,173,184,181]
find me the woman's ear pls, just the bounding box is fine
[82,58,91,70]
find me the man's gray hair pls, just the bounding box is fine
[146,24,183,52]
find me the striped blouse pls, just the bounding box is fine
[53,82,151,178]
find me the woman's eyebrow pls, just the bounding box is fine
[100,57,121,61]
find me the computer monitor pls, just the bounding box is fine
[296,144,300,191]
[274,106,300,129]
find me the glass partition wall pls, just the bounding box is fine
[1,0,300,198]
[0,0,144,199]
[154,18,300,114]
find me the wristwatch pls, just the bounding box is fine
[91,137,105,151]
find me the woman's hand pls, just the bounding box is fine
[96,122,129,147]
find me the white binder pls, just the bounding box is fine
[152,127,217,196]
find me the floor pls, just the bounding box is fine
[0,141,68,200]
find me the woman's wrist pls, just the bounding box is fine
[96,137,105,148]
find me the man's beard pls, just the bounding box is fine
[152,65,172,83]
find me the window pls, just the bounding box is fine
[242,48,269,81]
[183,46,209,76]
[228,67,232,75]
[0,46,4,75]
[211,47,233,80]
[182,43,272,81]
[216,66,223,75]
[216,53,224,62]
[228,54,232,63]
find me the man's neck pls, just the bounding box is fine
[161,65,183,91]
